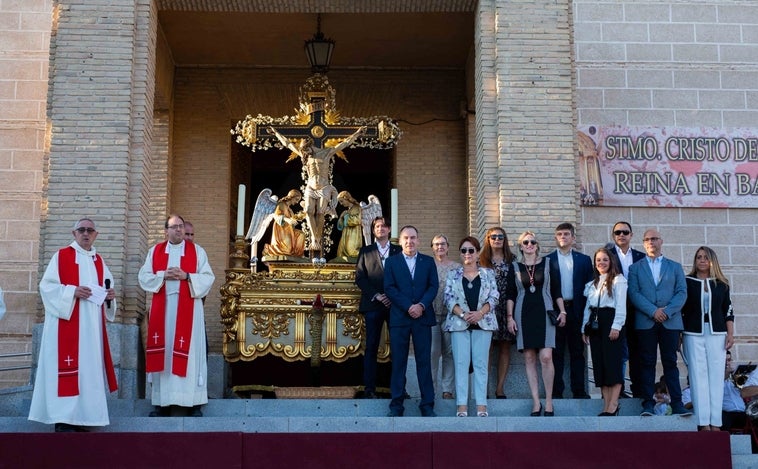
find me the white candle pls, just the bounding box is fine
[236,184,246,237]
[390,188,398,239]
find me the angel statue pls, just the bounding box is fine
[334,191,362,259]
[267,125,366,253]
[245,189,306,265]
[359,194,383,246]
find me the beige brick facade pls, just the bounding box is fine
[0,0,756,394]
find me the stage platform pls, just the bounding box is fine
[0,389,755,468]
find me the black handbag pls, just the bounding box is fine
[546,309,559,326]
[584,287,602,336]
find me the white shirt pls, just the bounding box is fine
[556,250,574,300]
[614,245,634,278]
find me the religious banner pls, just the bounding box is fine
[577,125,758,208]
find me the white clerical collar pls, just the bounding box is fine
[165,240,186,255]
[70,241,96,256]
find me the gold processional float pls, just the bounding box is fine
[221,74,402,397]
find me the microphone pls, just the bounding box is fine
[105,279,111,308]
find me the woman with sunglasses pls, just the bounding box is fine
[479,227,516,399]
[681,246,734,431]
[506,231,565,416]
[443,236,499,417]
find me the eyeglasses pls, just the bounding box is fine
[613,230,631,236]
[432,242,447,247]
[460,248,476,255]
[167,224,184,230]
[185,233,195,236]
[522,240,538,246]
[489,234,504,240]
[643,237,660,243]
[75,227,96,234]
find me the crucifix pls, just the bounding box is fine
[235,74,401,259]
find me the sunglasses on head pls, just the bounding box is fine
[460,248,476,255]
[489,234,504,240]
[613,230,631,236]
[522,240,537,246]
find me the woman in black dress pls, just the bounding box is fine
[506,231,565,416]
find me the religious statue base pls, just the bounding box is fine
[221,261,390,391]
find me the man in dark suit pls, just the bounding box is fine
[384,225,438,417]
[605,221,646,398]
[546,223,594,399]
[355,217,401,399]
[628,228,689,417]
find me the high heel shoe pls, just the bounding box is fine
[530,404,542,417]
[544,407,555,417]
[612,405,620,416]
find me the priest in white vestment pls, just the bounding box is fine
[138,214,215,416]
[29,218,118,432]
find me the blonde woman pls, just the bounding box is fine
[682,246,734,431]
[431,234,460,399]
[506,231,565,416]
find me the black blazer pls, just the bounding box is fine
[546,249,594,320]
[682,276,734,334]
[355,242,402,312]
[606,243,646,328]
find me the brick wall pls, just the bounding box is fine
[574,1,758,360]
[0,0,51,387]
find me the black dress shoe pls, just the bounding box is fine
[387,409,404,417]
[149,406,171,417]
[421,409,437,417]
[54,423,78,432]
[530,404,543,417]
[363,390,378,399]
[574,393,591,399]
[188,405,203,417]
[496,394,507,399]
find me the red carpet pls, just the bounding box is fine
[0,431,731,469]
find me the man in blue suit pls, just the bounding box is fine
[355,217,402,398]
[384,225,438,417]
[605,221,646,398]
[628,228,689,416]
[546,223,594,399]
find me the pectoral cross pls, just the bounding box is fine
[65,355,74,366]
[153,332,160,344]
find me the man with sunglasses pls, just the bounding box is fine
[605,221,646,398]
[29,218,118,432]
[546,223,593,399]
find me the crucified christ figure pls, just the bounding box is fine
[267,125,366,254]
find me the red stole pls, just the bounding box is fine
[146,241,197,377]
[57,247,118,396]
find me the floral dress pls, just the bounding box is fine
[491,259,515,342]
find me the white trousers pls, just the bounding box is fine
[451,329,493,407]
[683,329,726,427]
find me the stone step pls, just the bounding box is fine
[1,397,700,433]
